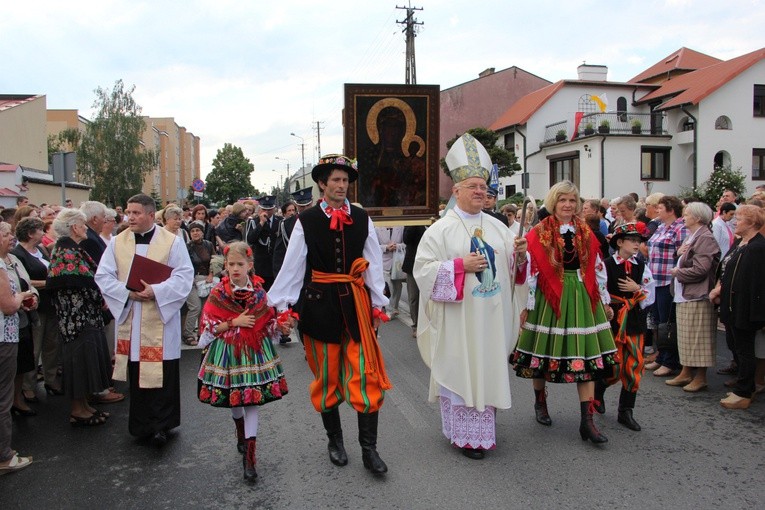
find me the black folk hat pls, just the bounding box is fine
[311,154,358,183]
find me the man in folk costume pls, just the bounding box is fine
[414,133,529,460]
[595,223,655,431]
[95,194,194,446]
[268,155,391,475]
[246,195,280,290]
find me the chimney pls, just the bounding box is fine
[577,64,608,81]
[478,67,495,78]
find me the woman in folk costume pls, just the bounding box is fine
[510,180,617,444]
[197,242,290,483]
[415,133,528,459]
[594,223,655,431]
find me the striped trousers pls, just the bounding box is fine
[605,333,644,393]
[303,333,386,414]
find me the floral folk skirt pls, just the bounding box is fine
[511,271,617,383]
[198,337,288,408]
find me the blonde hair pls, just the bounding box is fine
[645,192,665,206]
[224,241,253,262]
[544,180,580,215]
[736,204,765,231]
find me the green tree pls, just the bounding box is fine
[681,165,747,208]
[78,80,157,206]
[205,143,257,205]
[441,127,521,179]
[47,127,82,164]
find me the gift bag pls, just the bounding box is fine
[390,246,406,282]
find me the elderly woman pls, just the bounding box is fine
[47,209,112,426]
[190,204,216,247]
[162,206,189,243]
[511,181,617,444]
[12,218,61,400]
[710,205,765,409]
[0,223,36,474]
[666,202,720,392]
[615,195,646,233]
[183,221,216,345]
[645,196,687,376]
[100,208,117,243]
[0,222,39,416]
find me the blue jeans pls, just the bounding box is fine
[653,285,681,369]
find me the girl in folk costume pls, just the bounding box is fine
[594,223,655,431]
[510,181,618,444]
[197,242,290,483]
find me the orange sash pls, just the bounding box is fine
[311,258,392,390]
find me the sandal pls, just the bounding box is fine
[88,391,125,404]
[0,453,33,476]
[70,413,106,427]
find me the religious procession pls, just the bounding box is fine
[2,133,764,490]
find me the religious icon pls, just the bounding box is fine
[470,227,500,298]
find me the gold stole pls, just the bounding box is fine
[112,228,175,388]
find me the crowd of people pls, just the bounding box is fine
[1,155,764,480]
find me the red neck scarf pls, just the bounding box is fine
[321,200,353,231]
[527,215,601,317]
[201,275,274,356]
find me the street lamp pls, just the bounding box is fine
[290,132,306,188]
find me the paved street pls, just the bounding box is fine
[3,291,763,509]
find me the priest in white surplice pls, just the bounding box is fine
[414,134,528,460]
[95,194,193,446]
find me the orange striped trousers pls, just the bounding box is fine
[303,333,386,414]
[605,333,644,393]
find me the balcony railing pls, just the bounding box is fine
[542,112,666,144]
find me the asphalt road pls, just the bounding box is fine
[3,295,763,509]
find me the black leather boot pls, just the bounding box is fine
[617,389,641,431]
[320,408,348,466]
[233,416,245,454]
[534,388,552,426]
[594,380,607,414]
[579,400,608,444]
[242,437,257,482]
[358,412,388,474]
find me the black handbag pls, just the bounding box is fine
[655,303,677,350]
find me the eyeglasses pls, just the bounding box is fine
[461,184,489,192]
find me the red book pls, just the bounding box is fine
[126,254,173,291]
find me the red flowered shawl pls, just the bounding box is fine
[201,275,275,356]
[526,215,601,317]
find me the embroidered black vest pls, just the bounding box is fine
[295,204,371,344]
[605,257,647,335]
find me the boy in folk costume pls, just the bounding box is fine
[595,223,655,431]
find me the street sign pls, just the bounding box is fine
[193,191,203,197]
[191,179,205,192]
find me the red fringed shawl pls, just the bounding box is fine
[526,215,601,318]
[201,275,275,356]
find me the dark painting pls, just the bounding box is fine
[344,84,439,222]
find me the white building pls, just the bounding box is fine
[491,47,765,200]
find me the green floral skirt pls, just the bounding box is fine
[511,270,617,383]
[198,337,287,408]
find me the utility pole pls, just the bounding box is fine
[314,121,324,159]
[396,3,423,85]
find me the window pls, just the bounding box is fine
[754,85,765,117]
[577,94,599,115]
[754,149,765,180]
[617,97,628,122]
[641,146,670,180]
[504,132,515,152]
[549,152,580,188]
[715,116,732,130]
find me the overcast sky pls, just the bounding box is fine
[3,0,764,192]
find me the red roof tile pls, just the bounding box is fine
[490,81,565,130]
[0,188,21,197]
[0,164,19,172]
[0,95,40,112]
[637,47,765,110]
[629,47,722,83]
